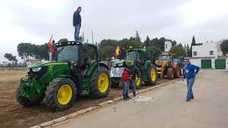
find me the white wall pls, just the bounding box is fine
[192,41,219,58]
[189,58,201,67]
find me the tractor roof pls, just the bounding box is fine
[55,41,81,48]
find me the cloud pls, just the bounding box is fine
[0,0,228,61]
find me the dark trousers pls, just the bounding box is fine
[129,79,136,96]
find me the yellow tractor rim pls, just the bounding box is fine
[57,84,73,105]
[98,73,109,93]
[151,69,157,82]
[135,75,141,88]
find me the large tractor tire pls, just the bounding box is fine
[16,85,43,107]
[174,67,181,78]
[134,68,142,89]
[43,78,77,111]
[91,67,111,98]
[147,66,158,85]
[167,67,174,80]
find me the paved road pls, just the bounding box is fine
[54,70,228,128]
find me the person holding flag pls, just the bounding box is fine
[47,35,56,61]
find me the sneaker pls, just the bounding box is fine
[126,96,132,100]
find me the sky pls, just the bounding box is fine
[0,0,228,61]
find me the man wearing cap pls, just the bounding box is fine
[183,59,200,102]
[73,6,82,41]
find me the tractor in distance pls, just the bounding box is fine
[110,46,158,89]
[16,39,111,111]
[155,52,182,79]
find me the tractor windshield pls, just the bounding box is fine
[159,55,171,61]
[126,51,138,61]
[57,45,79,61]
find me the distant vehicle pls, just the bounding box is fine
[110,47,158,89]
[155,52,182,79]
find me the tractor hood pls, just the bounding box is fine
[111,59,134,67]
[111,59,125,67]
[28,61,70,74]
[30,61,71,68]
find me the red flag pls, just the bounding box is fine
[48,35,53,49]
[47,35,56,54]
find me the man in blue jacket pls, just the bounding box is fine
[183,59,200,102]
[73,7,82,41]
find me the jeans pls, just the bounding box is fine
[74,25,81,41]
[186,77,195,100]
[122,81,129,98]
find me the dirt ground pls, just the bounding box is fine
[0,69,168,128]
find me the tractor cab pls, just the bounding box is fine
[55,39,98,75]
[126,49,148,66]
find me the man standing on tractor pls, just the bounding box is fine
[121,62,130,100]
[183,59,200,102]
[73,6,82,41]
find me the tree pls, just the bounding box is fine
[135,31,141,42]
[170,43,186,58]
[144,36,150,47]
[220,40,228,56]
[190,36,196,57]
[4,53,17,64]
[17,43,49,60]
[192,36,196,45]
[184,44,191,57]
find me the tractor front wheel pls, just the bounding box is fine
[91,67,111,98]
[43,78,77,111]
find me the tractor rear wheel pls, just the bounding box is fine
[43,78,77,111]
[16,85,43,107]
[91,67,111,98]
[147,66,158,85]
[167,67,174,80]
[175,68,181,78]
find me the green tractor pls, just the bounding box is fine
[16,39,111,111]
[110,47,158,89]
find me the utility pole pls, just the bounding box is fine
[91,30,94,44]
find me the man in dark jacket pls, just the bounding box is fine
[183,59,200,102]
[73,7,82,41]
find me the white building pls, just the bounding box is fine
[192,41,223,58]
[164,41,172,52]
[189,40,227,69]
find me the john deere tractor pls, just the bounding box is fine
[16,39,110,111]
[110,47,158,89]
[155,52,181,79]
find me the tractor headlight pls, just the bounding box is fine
[32,67,42,72]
